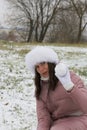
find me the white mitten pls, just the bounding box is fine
[55,63,74,91]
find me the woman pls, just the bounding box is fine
[25,46,87,130]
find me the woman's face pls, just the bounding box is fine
[35,62,49,78]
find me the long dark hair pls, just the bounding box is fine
[34,62,58,99]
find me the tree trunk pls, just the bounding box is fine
[77,17,82,43]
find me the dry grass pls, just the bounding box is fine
[0,40,87,50]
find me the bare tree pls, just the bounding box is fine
[47,0,87,43]
[6,0,62,42]
[47,2,79,43]
[34,0,62,42]
[70,0,87,42]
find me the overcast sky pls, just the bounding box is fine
[0,0,9,26]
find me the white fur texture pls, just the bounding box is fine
[25,46,59,74]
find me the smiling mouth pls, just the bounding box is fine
[42,71,49,77]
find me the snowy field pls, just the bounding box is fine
[0,44,87,130]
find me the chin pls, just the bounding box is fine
[43,72,49,77]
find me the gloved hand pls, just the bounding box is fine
[55,62,74,91]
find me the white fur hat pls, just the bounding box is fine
[25,46,59,74]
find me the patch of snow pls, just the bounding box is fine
[0,45,87,130]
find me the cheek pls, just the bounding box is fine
[36,67,42,74]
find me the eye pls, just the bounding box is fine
[40,62,46,65]
[35,62,47,69]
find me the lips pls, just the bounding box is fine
[42,71,49,77]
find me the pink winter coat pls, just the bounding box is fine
[36,71,87,130]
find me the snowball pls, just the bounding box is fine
[55,63,67,77]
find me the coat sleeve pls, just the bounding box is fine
[36,98,52,130]
[68,72,87,113]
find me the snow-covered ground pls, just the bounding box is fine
[0,44,87,130]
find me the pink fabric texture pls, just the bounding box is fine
[36,71,87,130]
[50,115,87,130]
